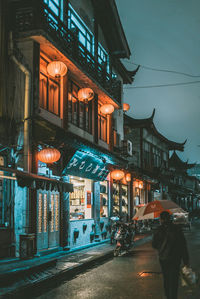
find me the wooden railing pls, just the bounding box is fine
[10,0,122,103]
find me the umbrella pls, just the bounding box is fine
[133,200,182,220]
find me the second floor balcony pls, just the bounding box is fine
[10,0,122,104]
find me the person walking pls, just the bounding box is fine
[152,211,189,299]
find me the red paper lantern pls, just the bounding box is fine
[38,148,61,163]
[125,173,131,182]
[100,104,115,115]
[139,182,143,189]
[47,61,68,78]
[123,103,130,112]
[78,88,94,102]
[111,170,124,180]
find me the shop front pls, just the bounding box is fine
[0,166,73,258]
[62,148,118,249]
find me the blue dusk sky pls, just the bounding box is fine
[116,0,200,163]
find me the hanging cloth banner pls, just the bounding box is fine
[62,150,110,181]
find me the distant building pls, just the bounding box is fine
[124,109,185,210]
[188,164,200,179]
[168,152,199,211]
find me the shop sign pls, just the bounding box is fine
[63,150,109,181]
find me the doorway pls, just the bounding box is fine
[37,190,60,251]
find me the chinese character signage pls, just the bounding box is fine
[63,150,109,181]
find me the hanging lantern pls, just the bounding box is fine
[47,61,68,78]
[123,103,130,112]
[100,104,114,115]
[139,182,143,189]
[125,173,131,182]
[78,88,94,102]
[38,148,61,164]
[111,169,124,180]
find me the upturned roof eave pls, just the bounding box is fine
[124,112,186,151]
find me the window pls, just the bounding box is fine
[143,141,151,168]
[39,56,60,116]
[68,4,94,54]
[98,105,107,142]
[152,147,161,167]
[44,0,61,18]
[40,73,60,116]
[68,4,110,75]
[69,176,93,220]
[98,43,110,73]
[68,80,92,133]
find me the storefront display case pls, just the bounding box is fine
[113,182,120,216]
[69,176,92,220]
[100,181,108,217]
[121,184,128,214]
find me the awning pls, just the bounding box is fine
[0,166,73,193]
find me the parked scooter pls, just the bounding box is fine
[110,216,120,244]
[113,222,135,256]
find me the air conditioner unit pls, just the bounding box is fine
[122,140,133,156]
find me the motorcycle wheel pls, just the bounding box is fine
[114,247,121,257]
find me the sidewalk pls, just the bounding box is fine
[0,234,152,298]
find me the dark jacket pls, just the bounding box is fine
[152,222,189,265]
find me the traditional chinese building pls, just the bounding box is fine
[168,151,199,211]
[0,0,138,257]
[124,109,185,217]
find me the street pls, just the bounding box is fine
[31,221,200,299]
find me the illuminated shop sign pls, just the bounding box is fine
[63,150,110,181]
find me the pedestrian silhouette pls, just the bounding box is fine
[152,211,189,299]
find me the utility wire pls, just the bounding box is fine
[124,80,200,89]
[124,61,200,78]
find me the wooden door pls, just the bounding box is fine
[37,191,60,251]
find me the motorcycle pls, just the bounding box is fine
[113,222,135,256]
[110,216,120,244]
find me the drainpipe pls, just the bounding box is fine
[9,32,32,236]
[9,32,31,172]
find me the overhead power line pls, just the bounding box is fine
[124,80,200,89]
[125,61,200,78]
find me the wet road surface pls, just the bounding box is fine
[34,221,200,299]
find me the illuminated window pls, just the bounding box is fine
[98,43,110,73]
[39,56,60,116]
[68,4,94,54]
[98,105,107,142]
[69,176,93,220]
[68,4,110,74]
[68,80,92,133]
[44,0,61,18]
